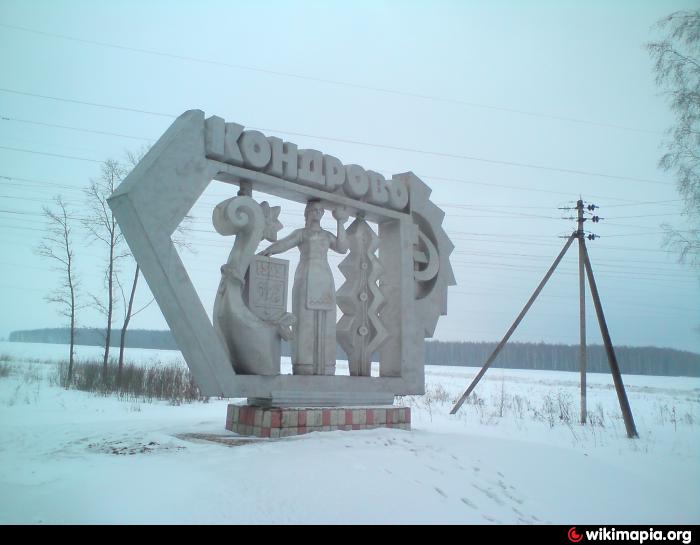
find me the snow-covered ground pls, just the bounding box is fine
[0,341,698,524]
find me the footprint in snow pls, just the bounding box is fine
[504,490,524,505]
[460,497,477,509]
[494,479,524,505]
[472,483,505,506]
[434,486,447,498]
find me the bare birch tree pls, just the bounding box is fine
[648,10,700,270]
[83,159,128,374]
[36,196,80,385]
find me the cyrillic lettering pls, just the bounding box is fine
[204,116,225,160]
[266,137,298,180]
[223,122,244,166]
[343,164,369,199]
[367,170,389,205]
[387,176,409,210]
[297,149,325,187]
[323,155,345,190]
[239,130,271,169]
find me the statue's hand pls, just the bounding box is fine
[333,206,350,223]
[258,249,271,257]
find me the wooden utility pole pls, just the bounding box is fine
[580,236,638,438]
[577,199,587,425]
[450,233,576,415]
[450,198,638,439]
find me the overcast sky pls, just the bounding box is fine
[1,0,698,354]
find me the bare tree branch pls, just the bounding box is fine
[131,297,155,317]
[35,195,80,385]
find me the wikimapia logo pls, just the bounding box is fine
[567,527,693,544]
[569,528,584,543]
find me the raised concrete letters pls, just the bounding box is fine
[240,130,271,169]
[297,149,325,188]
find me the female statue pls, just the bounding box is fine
[260,200,348,375]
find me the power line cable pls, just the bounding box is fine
[0,91,671,185]
[606,213,684,219]
[0,173,643,208]
[0,145,103,163]
[0,205,682,255]
[604,199,684,208]
[0,22,662,136]
[0,144,653,202]
[0,89,175,118]
[249,126,673,186]
[1,116,152,141]
[2,203,691,247]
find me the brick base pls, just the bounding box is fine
[226,405,411,438]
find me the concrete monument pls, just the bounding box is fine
[107,110,455,426]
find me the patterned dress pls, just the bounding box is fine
[292,227,337,375]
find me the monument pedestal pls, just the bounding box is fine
[247,390,394,408]
[226,405,411,438]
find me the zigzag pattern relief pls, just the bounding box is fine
[336,218,388,376]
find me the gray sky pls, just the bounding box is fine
[1,0,698,354]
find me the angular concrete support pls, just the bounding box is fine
[108,110,235,396]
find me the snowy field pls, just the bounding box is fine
[0,341,698,524]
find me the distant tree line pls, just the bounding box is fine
[10,328,700,377]
[10,328,180,351]
[424,340,700,377]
